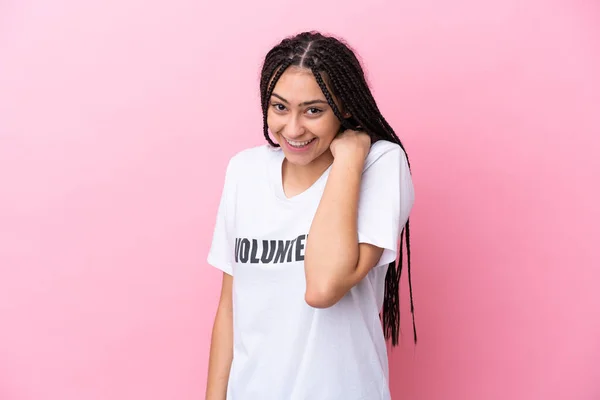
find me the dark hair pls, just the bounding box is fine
[259,31,416,346]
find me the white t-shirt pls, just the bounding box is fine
[207,139,414,400]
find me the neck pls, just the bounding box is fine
[283,149,334,190]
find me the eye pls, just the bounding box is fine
[306,107,323,115]
[271,103,287,112]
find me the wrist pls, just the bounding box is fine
[333,149,366,164]
[332,154,365,175]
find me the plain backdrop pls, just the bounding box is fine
[1,0,599,399]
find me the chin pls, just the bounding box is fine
[282,151,317,167]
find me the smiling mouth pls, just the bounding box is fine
[284,137,316,148]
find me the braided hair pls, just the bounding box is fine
[259,31,416,346]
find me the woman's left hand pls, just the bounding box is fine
[329,129,371,163]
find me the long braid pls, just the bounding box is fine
[305,43,417,344]
[317,44,411,162]
[405,218,416,342]
[317,48,405,153]
[310,67,354,132]
[261,58,293,147]
[259,31,417,346]
[308,43,417,344]
[321,68,414,345]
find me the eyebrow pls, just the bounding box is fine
[271,93,328,107]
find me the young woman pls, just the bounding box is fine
[205,31,416,400]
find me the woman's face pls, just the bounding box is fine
[267,66,343,167]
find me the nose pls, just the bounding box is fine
[283,115,306,139]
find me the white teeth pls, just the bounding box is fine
[285,138,314,148]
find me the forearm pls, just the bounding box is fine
[304,157,363,301]
[205,304,233,400]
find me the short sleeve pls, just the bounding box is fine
[357,143,414,267]
[206,158,236,276]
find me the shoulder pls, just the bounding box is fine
[363,139,408,173]
[222,143,278,183]
[228,143,272,165]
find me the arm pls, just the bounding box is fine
[205,272,233,400]
[304,131,384,308]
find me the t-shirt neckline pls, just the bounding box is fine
[270,148,332,203]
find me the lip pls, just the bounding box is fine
[282,137,316,153]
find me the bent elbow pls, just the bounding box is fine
[304,284,341,309]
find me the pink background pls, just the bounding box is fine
[1,0,599,399]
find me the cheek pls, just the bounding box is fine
[266,111,283,133]
[312,116,340,140]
